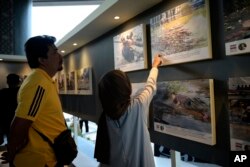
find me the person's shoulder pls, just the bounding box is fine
[20,74,48,93]
[0,88,8,91]
[0,88,8,94]
[26,70,47,84]
[130,97,144,109]
[0,88,13,100]
[0,89,4,97]
[10,87,20,93]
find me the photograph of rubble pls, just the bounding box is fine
[66,71,76,94]
[57,71,66,94]
[228,77,250,151]
[224,0,250,56]
[76,67,92,95]
[150,0,212,66]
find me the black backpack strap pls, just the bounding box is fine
[32,118,69,147]
[64,119,68,128]
[32,127,53,147]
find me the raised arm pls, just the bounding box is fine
[137,54,162,106]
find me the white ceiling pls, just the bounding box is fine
[0,0,161,62]
[32,0,103,4]
[56,0,162,56]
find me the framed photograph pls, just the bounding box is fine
[66,71,76,94]
[228,77,250,151]
[224,0,250,56]
[53,74,58,91]
[153,79,216,145]
[57,72,66,94]
[113,24,147,72]
[150,0,212,66]
[76,67,93,95]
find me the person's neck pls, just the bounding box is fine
[38,67,55,78]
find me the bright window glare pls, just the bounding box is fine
[32,5,99,42]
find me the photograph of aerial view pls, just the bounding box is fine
[150,0,212,65]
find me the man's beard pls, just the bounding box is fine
[58,66,63,71]
[57,61,63,71]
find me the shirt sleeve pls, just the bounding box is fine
[15,82,47,122]
[136,67,158,118]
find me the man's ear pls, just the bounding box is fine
[38,57,46,65]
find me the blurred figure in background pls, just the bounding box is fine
[79,119,89,133]
[0,73,21,145]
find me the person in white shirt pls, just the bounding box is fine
[94,54,162,167]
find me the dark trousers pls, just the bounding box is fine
[79,119,89,133]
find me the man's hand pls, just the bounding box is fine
[0,151,14,165]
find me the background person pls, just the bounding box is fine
[79,119,89,133]
[0,74,21,145]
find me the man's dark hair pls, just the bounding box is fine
[7,73,20,87]
[24,35,56,68]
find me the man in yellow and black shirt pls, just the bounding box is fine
[1,35,66,167]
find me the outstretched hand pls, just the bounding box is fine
[152,53,163,68]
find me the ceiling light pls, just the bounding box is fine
[61,50,65,53]
[0,58,3,61]
[73,43,78,46]
[114,16,120,20]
